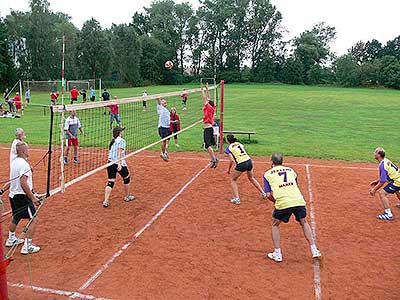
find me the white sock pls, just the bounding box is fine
[274,248,282,256]
[385,208,393,216]
[311,244,318,253]
[8,231,15,240]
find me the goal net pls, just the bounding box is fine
[45,82,222,196]
[22,80,62,92]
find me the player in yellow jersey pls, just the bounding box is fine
[225,135,266,204]
[369,147,400,221]
[263,153,321,262]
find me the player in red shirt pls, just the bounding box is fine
[70,86,79,104]
[50,90,60,105]
[201,82,218,168]
[170,107,181,147]
[181,89,188,110]
[13,92,23,115]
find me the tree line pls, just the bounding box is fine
[1,0,400,89]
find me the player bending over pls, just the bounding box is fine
[369,147,400,221]
[103,126,135,207]
[2,142,41,254]
[201,82,218,168]
[225,134,266,204]
[157,97,171,161]
[64,110,85,165]
[264,153,321,262]
[170,107,180,148]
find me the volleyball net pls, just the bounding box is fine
[45,81,224,197]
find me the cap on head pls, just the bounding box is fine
[374,147,385,158]
[271,153,283,165]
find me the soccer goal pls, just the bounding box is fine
[22,80,62,92]
[43,82,225,196]
[66,79,101,94]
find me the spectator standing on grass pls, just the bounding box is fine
[109,96,122,129]
[81,89,87,102]
[181,88,188,110]
[102,88,111,115]
[64,110,85,165]
[70,86,79,104]
[14,92,23,115]
[142,90,148,112]
[25,89,30,104]
[90,86,96,102]
[170,107,180,148]
[1,142,41,254]
[157,97,171,161]
[3,88,9,102]
[263,153,321,262]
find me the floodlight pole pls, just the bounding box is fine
[219,80,225,154]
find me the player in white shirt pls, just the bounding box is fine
[6,142,40,254]
[142,90,148,112]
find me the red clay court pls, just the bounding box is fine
[0,146,399,300]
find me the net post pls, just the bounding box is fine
[19,80,23,105]
[219,80,225,154]
[46,106,54,197]
[99,78,102,99]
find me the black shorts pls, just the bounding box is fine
[9,194,36,225]
[203,127,215,148]
[90,96,95,102]
[71,98,77,102]
[235,160,253,172]
[182,97,187,104]
[107,163,129,179]
[143,100,147,107]
[273,206,307,223]
[159,127,171,139]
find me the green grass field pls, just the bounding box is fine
[1,83,399,162]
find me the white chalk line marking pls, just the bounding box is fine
[78,162,210,291]
[305,164,322,300]
[9,282,112,300]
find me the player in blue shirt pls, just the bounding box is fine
[103,126,135,207]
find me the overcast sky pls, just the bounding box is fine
[1,0,399,55]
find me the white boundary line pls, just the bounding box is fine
[9,282,112,300]
[78,162,210,291]
[305,164,322,300]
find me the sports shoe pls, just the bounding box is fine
[160,153,169,162]
[213,158,219,168]
[103,200,110,208]
[267,252,283,262]
[183,107,187,110]
[73,158,79,164]
[261,192,267,199]
[124,194,136,202]
[312,249,322,259]
[5,237,24,247]
[63,157,68,165]
[377,212,394,221]
[230,197,241,205]
[21,243,41,255]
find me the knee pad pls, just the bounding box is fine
[123,176,130,185]
[107,181,115,188]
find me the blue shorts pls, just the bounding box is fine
[383,182,400,194]
[110,113,121,124]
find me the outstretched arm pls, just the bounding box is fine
[205,82,211,100]
[201,83,208,104]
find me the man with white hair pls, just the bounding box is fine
[370,147,400,221]
[10,128,26,165]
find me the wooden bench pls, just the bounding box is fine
[223,130,256,142]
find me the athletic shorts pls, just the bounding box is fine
[90,96,95,102]
[383,182,400,194]
[15,102,22,110]
[203,127,215,148]
[107,163,129,179]
[235,160,253,172]
[143,100,147,107]
[273,206,307,223]
[110,113,121,124]
[71,98,77,102]
[182,97,187,104]
[9,194,36,225]
[67,138,79,146]
[159,127,171,139]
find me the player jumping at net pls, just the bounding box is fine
[225,134,266,204]
[170,107,180,148]
[263,153,321,262]
[369,147,400,221]
[64,110,85,165]
[109,96,122,129]
[201,82,218,168]
[103,126,135,207]
[2,142,41,254]
[157,97,171,161]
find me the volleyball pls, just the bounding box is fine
[165,61,174,70]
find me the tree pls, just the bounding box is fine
[335,54,359,86]
[0,18,17,86]
[77,18,111,79]
[383,36,400,60]
[378,55,400,89]
[111,24,142,85]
